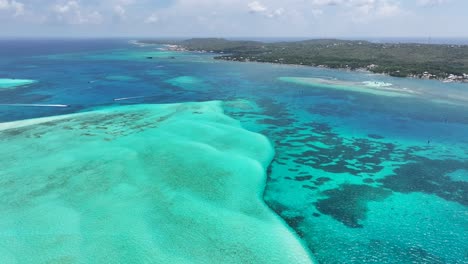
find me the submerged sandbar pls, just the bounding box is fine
[279,77,416,97]
[165,76,203,89]
[0,78,37,89]
[0,101,314,263]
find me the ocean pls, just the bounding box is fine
[0,39,467,263]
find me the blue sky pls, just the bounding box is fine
[0,0,466,38]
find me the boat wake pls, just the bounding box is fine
[0,104,69,108]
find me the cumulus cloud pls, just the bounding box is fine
[310,0,343,6]
[343,0,402,19]
[113,5,126,19]
[418,0,448,6]
[377,1,400,16]
[112,0,137,20]
[118,0,135,5]
[145,13,159,23]
[52,1,103,24]
[1,0,465,38]
[247,1,286,18]
[248,1,267,13]
[352,0,376,15]
[311,9,324,16]
[267,8,284,18]
[0,0,24,16]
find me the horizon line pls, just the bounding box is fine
[1,36,468,40]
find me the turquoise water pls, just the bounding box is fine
[0,79,37,89]
[0,39,467,263]
[0,102,313,263]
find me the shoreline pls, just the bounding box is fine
[211,56,468,83]
[148,41,468,84]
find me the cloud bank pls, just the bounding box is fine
[0,0,464,37]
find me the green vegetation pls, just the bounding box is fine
[142,38,468,81]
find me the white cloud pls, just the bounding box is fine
[87,11,103,24]
[53,1,77,13]
[418,0,448,6]
[248,1,267,13]
[352,0,376,15]
[247,1,286,18]
[344,0,401,19]
[311,9,324,16]
[310,0,343,6]
[0,0,24,16]
[10,0,23,16]
[52,1,103,25]
[419,0,450,7]
[377,1,400,16]
[145,13,159,23]
[267,8,284,18]
[114,5,126,19]
[2,0,465,38]
[118,0,135,5]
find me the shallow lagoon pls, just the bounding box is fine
[278,77,413,97]
[0,39,467,263]
[0,102,313,263]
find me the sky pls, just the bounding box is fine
[0,0,466,38]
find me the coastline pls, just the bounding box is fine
[211,56,468,83]
[144,41,468,84]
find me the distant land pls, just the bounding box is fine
[139,38,468,82]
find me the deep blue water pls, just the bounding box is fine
[0,39,129,57]
[1,39,467,263]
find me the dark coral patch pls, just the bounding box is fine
[363,178,375,183]
[277,121,397,176]
[295,175,313,181]
[309,103,353,117]
[283,215,305,230]
[368,134,385,139]
[316,177,331,182]
[378,158,468,206]
[1,127,27,137]
[314,184,392,228]
[266,200,288,215]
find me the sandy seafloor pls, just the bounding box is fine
[0,39,467,263]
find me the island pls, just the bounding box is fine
[138,38,468,82]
